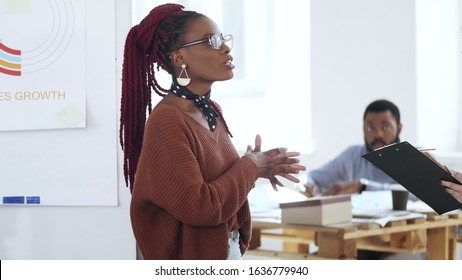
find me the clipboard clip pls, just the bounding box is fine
[418,148,436,152]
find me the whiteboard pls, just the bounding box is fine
[0,0,118,206]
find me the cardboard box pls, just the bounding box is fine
[280,195,352,225]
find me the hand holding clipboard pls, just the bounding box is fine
[362,141,462,215]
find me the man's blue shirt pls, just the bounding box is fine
[307,144,396,192]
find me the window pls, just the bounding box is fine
[131,0,312,153]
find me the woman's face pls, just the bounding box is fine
[175,17,234,87]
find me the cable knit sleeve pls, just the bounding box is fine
[131,105,259,227]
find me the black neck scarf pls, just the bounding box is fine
[170,80,219,132]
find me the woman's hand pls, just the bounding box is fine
[440,169,462,203]
[244,134,306,191]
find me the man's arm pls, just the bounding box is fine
[322,181,363,195]
[322,179,391,195]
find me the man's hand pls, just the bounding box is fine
[322,181,362,196]
[300,183,321,197]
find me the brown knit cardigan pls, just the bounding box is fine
[130,103,259,259]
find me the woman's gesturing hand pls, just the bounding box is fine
[245,134,307,191]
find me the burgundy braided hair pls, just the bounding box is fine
[120,4,232,191]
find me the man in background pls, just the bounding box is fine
[295,99,425,260]
[299,99,402,197]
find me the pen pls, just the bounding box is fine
[418,148,436,152]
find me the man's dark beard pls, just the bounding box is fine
[365,136,401,152]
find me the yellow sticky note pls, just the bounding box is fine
[5,0,31,14]
[55,103,86,127]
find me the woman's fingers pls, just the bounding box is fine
[440,180,462,203]
[445,188,462,203]
[440,180,462,192]
[272,163,306,174]
[274,173,300,183]
[269,177,283,191]
[273,151,300,159]
[254,134,262,152]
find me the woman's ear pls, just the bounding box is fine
[170,51,186,68]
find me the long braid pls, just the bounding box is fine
[120,4,232,191]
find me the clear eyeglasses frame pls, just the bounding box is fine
[175,34,233,51]
[365,123,393,133]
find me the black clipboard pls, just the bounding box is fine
[362,141,462,215]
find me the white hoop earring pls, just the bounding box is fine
[177,64,191,86]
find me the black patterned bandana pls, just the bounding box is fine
[170,80,219,132]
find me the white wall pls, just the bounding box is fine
[0,0,135,260]
[416,0,461,152]
[307,0,461,169]
[307,0,417,169]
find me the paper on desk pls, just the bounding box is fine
[352,210,427,227]
[351,190,392,210]
[406,199,435,213]
[351,191,428,227]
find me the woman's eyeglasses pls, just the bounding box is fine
[175,34,233,51]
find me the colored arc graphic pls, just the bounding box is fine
[0,0,76,75]
[0,42,22,76]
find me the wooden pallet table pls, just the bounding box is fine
[249,214,462,259]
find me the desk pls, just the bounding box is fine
[249,213,462,260]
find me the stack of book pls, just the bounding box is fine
[280,195,352,225]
